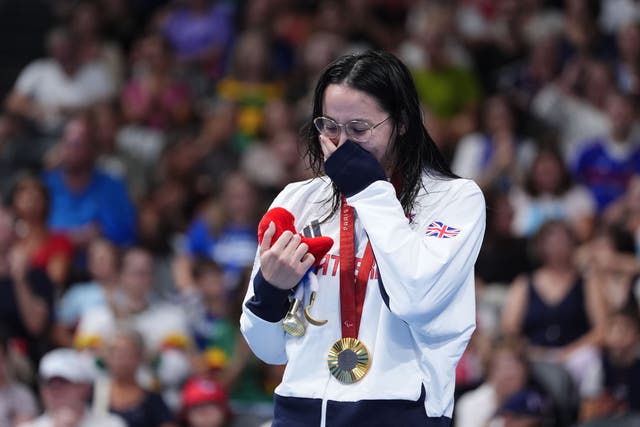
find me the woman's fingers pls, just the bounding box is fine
[271,229,295,253]
[259,229,315,289]
[292,241,309,263]
[319,134,338,160]
[300,253,315,271]
[259,221,276,254]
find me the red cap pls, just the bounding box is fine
[181,377,229,409]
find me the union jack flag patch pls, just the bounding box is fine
[426,221,460,238]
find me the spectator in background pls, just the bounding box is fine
[0,113,44,195]
[180,377,231,427]
[176,258,266,420]
[286,31,345,122]
[43,115,137,248]
[572,91,640,213]
[150,135,205,237]
[9,174,73,289]
[216,30,284,145]
[241,99,313,199]
[604,174,640,249]
[178,259,235,356]
[600,0,640,35]
[0,206,54,366]
[487,388,550,427]
[576,225,640,314]
[502,220,607,390]
[557,0,616,64]
[0,332,38,426]
[96,329,177,427]
[411,2,481,156]
[580,305,640,422]
[194,101,241,193]
[452,95,536,191]
[75,247,187,348]
[20,348,125,427]
[532,59,613,158]
[510,146,596,241]
[92,103,128,181]
[173,172,259,293]
[400,1,473,73]
[465,0,530,92]
[160,0,236,81]
[75,248,190,392]
[497,34,561,114]
[56,239,120,345]
[69,1,125,87]
[121,33,192,132]
[614,21,640,99]
[455,337,545,427]
[475,190,532,286]
[5,26,116,137]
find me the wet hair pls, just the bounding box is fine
[302,50,456,217]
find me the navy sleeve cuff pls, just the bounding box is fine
[324,140,387,197]
[245,269,291,322]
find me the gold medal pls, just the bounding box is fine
[327,337,370,383]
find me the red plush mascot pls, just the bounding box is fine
[257,207,333,265]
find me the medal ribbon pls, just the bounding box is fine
[339,197,375,339]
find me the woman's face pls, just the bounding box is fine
[321,84,395,168]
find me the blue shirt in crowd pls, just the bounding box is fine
[183,218,257,289]
[572,138,640,212]
[43,169,137,247]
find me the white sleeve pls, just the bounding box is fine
[347,179,486,343]
[239,254,289,365]
[239,186,298,365]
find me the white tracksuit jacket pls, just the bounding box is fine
[240,142,486,427]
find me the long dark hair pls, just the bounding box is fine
[302,50,456,216]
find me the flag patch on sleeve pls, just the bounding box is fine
[426,221,460,238]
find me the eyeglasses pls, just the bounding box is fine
[313,116,390,142]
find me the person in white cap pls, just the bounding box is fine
[18,348,125,427]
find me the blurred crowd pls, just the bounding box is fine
[0,0,639,426]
